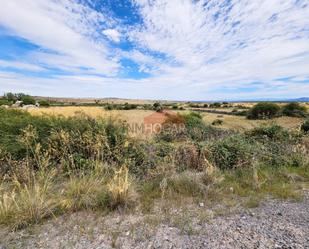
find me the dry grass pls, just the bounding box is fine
[28,107,305,133]
[28,106,153,126]
[202,113,304,131]
[107,166,136,209]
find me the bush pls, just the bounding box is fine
[246,124,289,141]
[183,113,225,141]
[4,92,17,102]
[123,103,137,110]
[0,98,11,106]
[247,102,280,119]
[282,102,307,117]
[0,109,128,163]
[0,108,55,158]
[38,100,50,107]
[301,119,309,133]
[212,119,223,126]
[209,135,255,170]
[174,143,208,171]
[21,95,36,105]
[209,102,221,108]
[259,140,305,168]
[153,102,163,112]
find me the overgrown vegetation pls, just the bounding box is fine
[247,102,281,119]
[301,119,309,133]
[247,102,308,120]
[0,92,36,106]
[282,102,307,117]
[0,108,308,229]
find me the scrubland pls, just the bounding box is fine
[28,106,304,131]
[0,106,308,233]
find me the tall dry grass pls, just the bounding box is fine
[1,108,308,229]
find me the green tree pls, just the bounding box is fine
[247,102,280,119]
[21,95,36,105]
[153,102,163,112]
[39,100,50,107]
[282,102,307,117]
[4,92,16,102]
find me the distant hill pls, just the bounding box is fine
[32,96,309,103]
[286,97,309,102]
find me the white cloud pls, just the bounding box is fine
[0,0,119,75]
[0,60,45,72]
[129,0,309,97]
[0,0,308,99]
[102,29,121,42]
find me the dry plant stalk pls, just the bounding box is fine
[107,166,131,207]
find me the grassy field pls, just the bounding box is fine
[28,106,304,131]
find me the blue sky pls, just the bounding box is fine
[0,0,308,100]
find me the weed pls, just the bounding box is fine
[107,166,136,209]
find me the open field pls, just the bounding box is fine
[28,106,154,124]
[28,106,305,131]
[1,104,309,248]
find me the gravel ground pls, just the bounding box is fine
[1,193,308,249]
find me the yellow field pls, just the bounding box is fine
[202,113,303,130]
[28,106,305,133]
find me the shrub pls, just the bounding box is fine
[282,102,307,117]
[188,103,200,108]
[258,140,305,168]
[0,98,11,106]
[212,119,223,126]
[153,102,163,112]
[0,109,129,164]
[247,102,280,119]
[301,119,309,133]
[183,113,224,141]
[123,103,137,110]
[122,140,156,177]
[246,124,289,141]
[38,100,50,107]
[21,95,36,105]
[107,166,136,209]
[4,92,17,102]
[209,102,221,108]
[209,135,255,170]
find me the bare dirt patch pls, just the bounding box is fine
[1,191,308,249]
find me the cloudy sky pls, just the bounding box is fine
[0,0,308,100]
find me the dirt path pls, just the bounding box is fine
[1,193,308,249]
